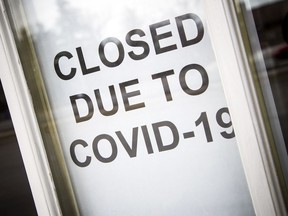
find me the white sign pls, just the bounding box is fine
[23,0,254,215]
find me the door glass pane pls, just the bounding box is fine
[4,0,255,215]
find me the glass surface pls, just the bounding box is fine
[5,0,255,215]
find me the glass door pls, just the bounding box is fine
[2,0,281,215]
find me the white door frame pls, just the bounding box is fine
[0,0,61,215]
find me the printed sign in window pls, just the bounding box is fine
[20,0,255,215]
